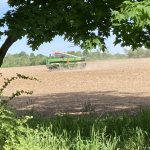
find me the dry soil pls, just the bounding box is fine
[1,58,150,116]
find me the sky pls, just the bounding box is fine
[0,0,124,56]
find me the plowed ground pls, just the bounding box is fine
[1,58,150,116]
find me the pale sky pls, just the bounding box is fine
[0,1,124,56]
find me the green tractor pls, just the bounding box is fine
[46,52,86,70]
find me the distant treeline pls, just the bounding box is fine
[124,48,150,58]
[2,52,48,68]
[68,48,150,60]
[2,48,150,67]
[67,50,126,60]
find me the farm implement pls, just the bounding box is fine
[46,52,86,70]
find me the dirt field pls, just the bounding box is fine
[1,58,150,116]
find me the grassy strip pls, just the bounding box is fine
[2,109,150,149]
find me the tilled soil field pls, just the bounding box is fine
[1,58,150,116]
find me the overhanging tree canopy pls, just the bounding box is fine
[0,0,149,66]
[112,0,150,49]
[0,0,124,66]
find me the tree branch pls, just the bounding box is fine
[0,36,18,67]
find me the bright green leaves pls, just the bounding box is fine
[81,37,106,52]
[112,0,150,49]
[113,0,150,27]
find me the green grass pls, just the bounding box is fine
[2,109,150,149]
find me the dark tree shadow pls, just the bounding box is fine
[9,91,150,116]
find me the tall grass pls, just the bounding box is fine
[5,126,119,150]
[3,109,150,149]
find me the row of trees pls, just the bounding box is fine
[125,48,150,58]
[2,48,150,68]
[68,48,150,60]
[2,52,47,68]
[67,50,126,60]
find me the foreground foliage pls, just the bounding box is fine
[1,107,150,149]
[0,105,32,149]
[0,73,38,149]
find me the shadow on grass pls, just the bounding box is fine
[9,90,150,116]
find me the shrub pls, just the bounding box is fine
[0,73,37,149]
[0,105,32,149]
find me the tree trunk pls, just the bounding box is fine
[0,36,17,67]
